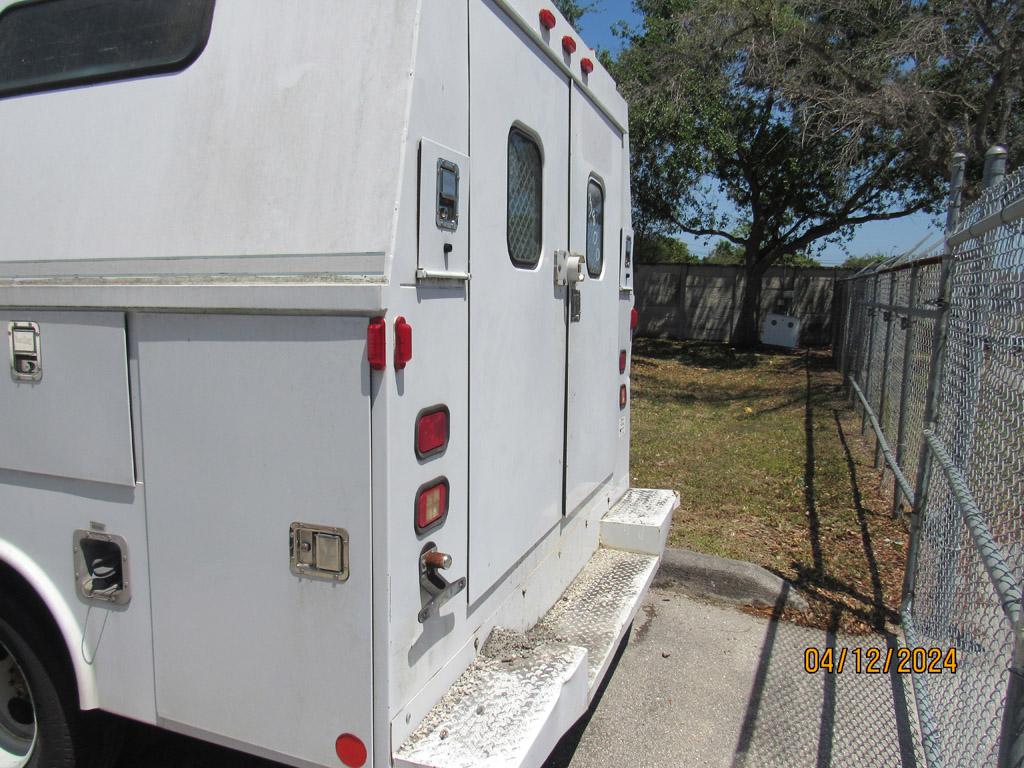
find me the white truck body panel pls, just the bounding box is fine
[0,2,659,767]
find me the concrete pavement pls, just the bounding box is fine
[118,585,923,767]
[544,585,922,768]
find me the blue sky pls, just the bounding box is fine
[573,1,943,265]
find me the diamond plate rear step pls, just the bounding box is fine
[600,487,678,556]
[394,546,665,768]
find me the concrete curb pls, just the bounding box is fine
[653,547,809,613]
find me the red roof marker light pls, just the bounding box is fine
[561,35,576,54]
[539,8,556,29]
[581,57,594,74]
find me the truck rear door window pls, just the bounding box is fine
[507,127,543,268]
[0,0,215,99]
[586,177,604,278]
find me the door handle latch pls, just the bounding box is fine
[554,251,587,287]
[418,544,465,623]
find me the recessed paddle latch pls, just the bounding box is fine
[290,523,349,582]
[8,322,41,381]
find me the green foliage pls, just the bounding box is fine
[610,0,987,344]
[552,0,600,29]
[840,254,887,270]
[634,234,697,263]
[703,240,744,265]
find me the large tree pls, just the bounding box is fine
[614,0,1020,345]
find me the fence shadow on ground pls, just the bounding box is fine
[728,351,920,767]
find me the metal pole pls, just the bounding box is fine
[891,262,920,518]
[860,272,880,434]
[901,151,966,620]
[874,273,897,468]
[899,150,966,768]
[982,144,1008,190]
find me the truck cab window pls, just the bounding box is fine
[0,0,215,99]
[586,177,604,278]
[507,127,543,268]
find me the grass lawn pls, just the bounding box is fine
[630,337,909,634]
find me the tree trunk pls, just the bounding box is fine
[731,257,769,347]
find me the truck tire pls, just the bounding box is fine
[0,595,117,768]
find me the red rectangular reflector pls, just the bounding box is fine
[416,479,449,532]
[416,406,449,459]
[619,349,627,374]
[367,317,386,370]
[630,307,639,331]
[394,316,412,370]
[619,384,628,409]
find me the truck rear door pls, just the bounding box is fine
[467,0,570,601]
[565,83,624,515]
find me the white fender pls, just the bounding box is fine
[0,538,99,710]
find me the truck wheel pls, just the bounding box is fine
[0,597,106,768]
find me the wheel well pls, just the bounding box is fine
[0,560,82,709]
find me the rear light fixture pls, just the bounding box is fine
[630,306,639,331]
[394,316,413,370]
[416,405,450,459]
[561,35,576,54]
[416,478,450,534]
[539,8,556,29]
[619,349,627,374]
[581,57,594,75]
[335,733,367,767]
[367,317,386,371]
[619,384,628,410]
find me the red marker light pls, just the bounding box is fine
[416,406,450,459]
[581,57,594,74]
[416,479,450,533]
[335,733,367,767]
[367,317,386,371]
[561,35,576,54]
[630,307,639,331]
[394,316,413,370]
[619,384,628,410]
[539,8,556,29]
[619,350,627,374]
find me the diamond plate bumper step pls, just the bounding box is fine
[600,487,677,556]
[395,489,678,768]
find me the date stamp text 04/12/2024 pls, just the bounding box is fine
[804,647,958,675]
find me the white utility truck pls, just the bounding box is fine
[0,1,677,766]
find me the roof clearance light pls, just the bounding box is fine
[335,733,367,767]
[619,350,627,374]
[581,57,594,74]
[539,8,556,29]
[562,35,577,54]
[630,306,639,331]
[395,316,413,370]
[620,384,628,410]
[367,317,386,371]
[416,406,450,459]
[416,479,450,533]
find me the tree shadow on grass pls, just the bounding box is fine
[632,337,769,369]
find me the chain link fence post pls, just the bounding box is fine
[891,261,920,517]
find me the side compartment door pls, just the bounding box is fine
[467,0,570,601]
[137,314,373,768]
[565,83,624,515]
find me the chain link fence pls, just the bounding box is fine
[835,147,1024,767]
